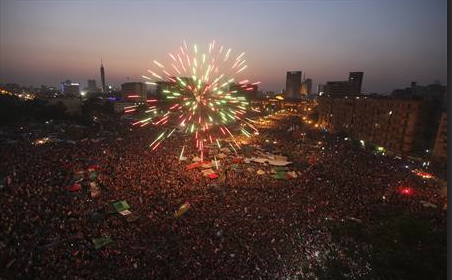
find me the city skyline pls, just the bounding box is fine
[0,0,447,93]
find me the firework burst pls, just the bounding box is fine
[127,40,260,160]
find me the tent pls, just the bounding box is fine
[252,157,268,164]
[274,155,288,161]
[267,159,292,166]
[271,172,288,180]
[112,200,130,212]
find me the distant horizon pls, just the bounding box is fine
[0,0,447,94]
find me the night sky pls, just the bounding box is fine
[0,0,447,93]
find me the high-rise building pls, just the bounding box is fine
[325,81,353,96]
[61,80,80,96]
[301,78,312,95]
[285,71,302,100]
[317,84,326,95]
[324,71,364,96]
[349,72,363,95]
[100,60,106,93]
[121,82,147,102]
[87,79,97,92]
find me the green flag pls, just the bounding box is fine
[273,166,288,172]
[93,237,112,250]
[112,200,130,212]
[271,172,287,180]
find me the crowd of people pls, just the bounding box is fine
[0,111,446,279]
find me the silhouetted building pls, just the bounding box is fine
[229,83,258,100]
[87,79,98,92]
[61,80,80,96]
[100,61,106,93]
[348,72,363,95]
[285,71,302,100]
[301,78,312,95]
[317,84,326,95]
[325,81,352,96]
[325,72,364,96]
[121,82,147,102]
[317,94,443,158]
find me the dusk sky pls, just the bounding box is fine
[0,0,447,93]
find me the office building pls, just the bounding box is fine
[325,81,353,96]
[348,72,363,95]
[121,82,147,102]
[285,71,302,100]
[301,78,312,95]
[87,79,98,92]
[317,84,326,96]
[61,80,80,96]
[324,72,364,96]
[317,95,443,158]
[229,83,258,100]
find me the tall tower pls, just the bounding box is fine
[100,60,106,93]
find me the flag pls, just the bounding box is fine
[271,172,287,180]
[186,162,203,170]
[174,202,190,218]
[87,164,100,171]
[68,183,82,192]
[93,237,112,250]
[89,172,98,181]
[112,200,130,212]
[208,173,219,179]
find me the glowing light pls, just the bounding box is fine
[400,187,413,195]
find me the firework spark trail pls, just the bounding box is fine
[131,40,260,157]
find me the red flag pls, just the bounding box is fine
[68,183,82,192]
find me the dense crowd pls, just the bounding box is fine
[0,112,446,280]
